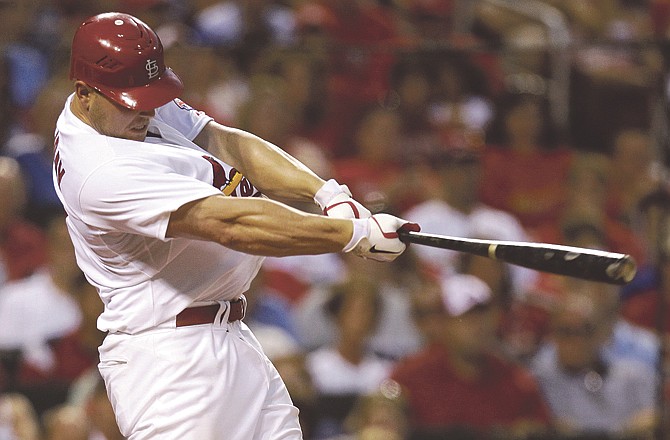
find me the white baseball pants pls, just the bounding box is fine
[98,317,302,439]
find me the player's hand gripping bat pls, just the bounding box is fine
[398,230,637,285]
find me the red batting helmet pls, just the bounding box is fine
[69,12,183,111]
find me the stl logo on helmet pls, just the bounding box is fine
[145,59,159,79]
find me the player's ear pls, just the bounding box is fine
[74,81,95,108]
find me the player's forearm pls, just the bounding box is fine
[167,195,351,256]
[195,122,325,201]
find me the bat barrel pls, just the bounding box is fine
[493,244,637,285]
[398,230,637,285]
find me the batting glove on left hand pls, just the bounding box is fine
[344,214,421,262]
[314,179,371,219]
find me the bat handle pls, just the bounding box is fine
[398,229,417,243]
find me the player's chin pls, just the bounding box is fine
[125,127,149,141]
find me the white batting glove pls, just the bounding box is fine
[343,214,421,262]
[314,179,371,219]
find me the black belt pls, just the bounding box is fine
[175,297,246,327]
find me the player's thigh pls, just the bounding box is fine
[238,324,302,439]
[99,326,300,440]
[98,331,165,438]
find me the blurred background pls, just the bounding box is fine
[3,0,670,439]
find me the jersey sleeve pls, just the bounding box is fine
[154,99,214,140]
[77,158,221,240]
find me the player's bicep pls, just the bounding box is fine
[166,194,224,240]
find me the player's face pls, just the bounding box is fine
[88,90,155,141]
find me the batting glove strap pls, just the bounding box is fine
[314,179,350,208]
[314,179,371,219]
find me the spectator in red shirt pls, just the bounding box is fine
[331,105,405,214]
[479,92,573,233]
[0,156,47,284]
[391,273,551,439]
[295,0,402,156]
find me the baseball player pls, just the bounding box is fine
[52,12,419,440]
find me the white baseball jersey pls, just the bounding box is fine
[53,95,265,334]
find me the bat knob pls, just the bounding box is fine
[606,255,637,284]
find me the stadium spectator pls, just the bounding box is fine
[331,105,405,214]
[479,91,573,231]
[531,278,657,437]
[557,0,663,153]
[408,275,447,347]
[244,267,301,343]
[0,393,41,440]
[5,61,71,223]
[388,55,436,158]
[325,382,409,440]
[427,53,495,157]
[42,404,90,440]
[0,157,47,285]
[43,372,125,440]
[163,42,250,127]
[294,251,424,362]
[403,137,537,294]
[190,0,296,72]
[517,169,650,366]
[260,50,330,147]
[605,128,661,228]
[305,276,394,439]
[391,274,551,439]
[621,187,670,333]
[235,74,298,153]
[532,150,647,266]
[294,0,402,156]
[0,211,84,416]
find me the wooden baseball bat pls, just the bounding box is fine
[398,230,637,285]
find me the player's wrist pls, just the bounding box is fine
[343,218,370,253]
[314,179,351,210]
[315,179,372,219]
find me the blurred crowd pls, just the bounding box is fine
[3,0,670,439]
